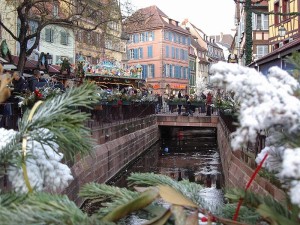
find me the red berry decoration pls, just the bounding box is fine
[201,217,208,222]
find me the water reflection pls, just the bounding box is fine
[107,127,224,220]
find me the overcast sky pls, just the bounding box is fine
[127,0,236,36]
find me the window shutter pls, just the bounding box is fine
[61,32,68,45]
[166,46,169,58]
[141,65,146,79]
[171,47,175,59]
[140,47,143,59]
[45,28,52,42]
[152,31,155,41]
[148,46,153,58]
[127,50,130,60]
[151,64,155,78]
[262,14,268,30]
[134,48,138,59]
[163,64,166,77]
[252,13,257,30]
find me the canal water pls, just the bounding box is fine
[106,126,225,224]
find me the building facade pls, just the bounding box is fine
[248,0,300,74]
[125,6,190,95]
[39,25,75,65]
[0,1,18,56]
[75,0,125,68]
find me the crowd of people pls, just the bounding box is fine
[7,69,65,102]
[161,90,215,116]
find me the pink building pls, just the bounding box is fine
[124,6,190,95]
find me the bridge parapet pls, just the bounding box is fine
[156,115,219,127]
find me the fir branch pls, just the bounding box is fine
[127,173,205,207]
[0,192,113,225]
[18,82,101,160]
[79,183,139,217]
[225,188,294,223]
[79,182,139,203]
[220,203,260,225]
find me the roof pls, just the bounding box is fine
[11,55,61,74]
[210,34,234,48]
[124,5,189,35]
[191,38,205,51]
[249,38,300,67]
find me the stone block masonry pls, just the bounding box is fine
[217,118,286,203]
[62,118,159,206]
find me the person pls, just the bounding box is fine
[177,91,183,115]
[185,94,193,116]
[157,94,162,113]
[28,69,41,92]
[206,92,213,116]
[12,71,28,94]
[51,75,65,91]
[168,94,175,113]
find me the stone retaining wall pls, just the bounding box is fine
[62,117,159,205]
[217,117,286,202]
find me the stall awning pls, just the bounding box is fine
[3,64,17,70]
[169,84,186,89]
[11,55,61,74]
[0,57,8,63]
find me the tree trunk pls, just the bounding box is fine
[17,43,28,76]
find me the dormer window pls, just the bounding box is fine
[53,4,59,17]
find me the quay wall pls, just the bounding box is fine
[62,114,286,205]
[217,117,286,203]
[62,116,159,205]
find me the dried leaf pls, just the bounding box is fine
[158,185,198,208]
[102,187,159,222]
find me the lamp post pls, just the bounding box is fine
[278,25,286,37]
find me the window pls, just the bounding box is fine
[274,1,279,25]
[256,45,268,58]
[129,49,134,59]
[28,21,37,35]
[140,33,145,42]
[77,30,82,42]
[138,47,143,59]
[60,31,69,45]
[148,31,154,41]
[142,65,148,79]
[252,13,269,30]
[53,4,59,17]
[171,47,175,59]
[95,32,101,47]
[282,0,290,21]
[45,28,54,42]
[180,49,184,60]
[164,30,169,40]
[148,64,154,78]
[87,33,92,45]
[165,64,170,77]
[166,46,169,58]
